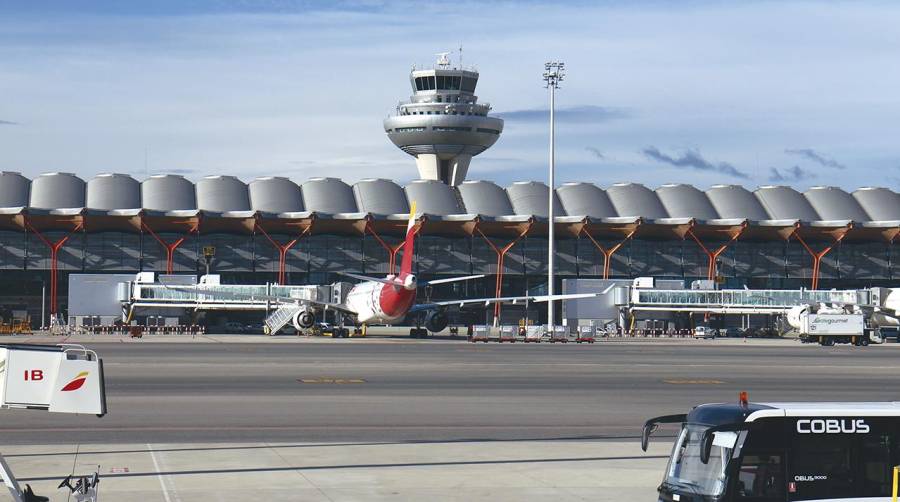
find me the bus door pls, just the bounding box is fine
[732,451,786,501]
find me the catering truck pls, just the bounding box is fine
[787,305,881,347]
[642,394,900,501]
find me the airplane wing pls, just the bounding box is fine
[422,275,485,286]
[337,272,398,286]
[337,272,485,287]
[408,293,603,313]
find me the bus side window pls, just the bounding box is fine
[736,454,784,499]
[861,433,893,496]
[791,435,854,499]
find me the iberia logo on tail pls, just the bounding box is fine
[61,371,89,392]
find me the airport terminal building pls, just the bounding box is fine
[0,171,899,326]
[2,57,899,327]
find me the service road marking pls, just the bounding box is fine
[663,379,724,385]
[147,443,180,502]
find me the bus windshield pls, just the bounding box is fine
[663,424,736,496]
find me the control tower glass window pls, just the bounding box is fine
[461,77,476,93]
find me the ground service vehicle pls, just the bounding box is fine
[694,326,717,339]
[642,394,900,501]
[722,327,743,338]
[787,306,884,347]
[797,311,879,346]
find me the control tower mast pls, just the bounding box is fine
[384,52,504,186]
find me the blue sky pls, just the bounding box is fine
[2,1,900,190]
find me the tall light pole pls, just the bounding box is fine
[543,61,564,332]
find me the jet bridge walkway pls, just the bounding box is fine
[121,282,331,311]
[627,288,870,315]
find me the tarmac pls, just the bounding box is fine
[0,333,895,500]
[7,439,670,501]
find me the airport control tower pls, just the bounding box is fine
[384,52,504,186]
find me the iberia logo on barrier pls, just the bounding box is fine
[61,371,89,392]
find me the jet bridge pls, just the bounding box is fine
[627,287,869,315]
[119,273,347,314]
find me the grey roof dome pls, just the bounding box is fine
[605,183,668,219]
[506,181,565,218]
[804,186,869,222]
[196,175,250,212]
[656,183,719,220]
[458,180,514,217]
[353,179,408,215]
[142,175,196,211]
[755,185,820,221]
[706,184,769,220]
[852,187,900,221]
[86,173,140,210]
[556,182,616,219]
[248,177,303,213]
[0,171,30,208]
[301,177,358,214]
[14,172,900,227]
[30,172,85,210]
[405,179,463,215]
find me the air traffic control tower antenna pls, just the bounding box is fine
[384,51,504,185]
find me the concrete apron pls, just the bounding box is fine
[3,440,668,501]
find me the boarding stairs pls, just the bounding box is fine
[264,304,304,335]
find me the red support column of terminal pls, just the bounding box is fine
[791,225,851,290]
[254,221,312,285]
[686,222,747,281]
[580,225,640,280]
[476,222,532,325]
[365,219,421,276]
[140,220,199,275]
[24,218,84,315]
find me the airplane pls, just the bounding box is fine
[170,202,601,337]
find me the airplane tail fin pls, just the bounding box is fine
[399,201,417,278]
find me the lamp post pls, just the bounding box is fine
[543,61,565,332]
[202,246,216,278]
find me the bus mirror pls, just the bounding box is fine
[641,423,657,452]
[700,432,714,464]
[641,414,686,452]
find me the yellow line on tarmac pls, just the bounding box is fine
[663,379,724,385]
[298,378,366,384]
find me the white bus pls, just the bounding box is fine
[642,395,900,501]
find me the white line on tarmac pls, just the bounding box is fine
[147,443,180,502]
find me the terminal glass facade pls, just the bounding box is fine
[1,231,896,326]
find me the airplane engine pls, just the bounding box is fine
[293,309,316,330]
[424,310,449,333]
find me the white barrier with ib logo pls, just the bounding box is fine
[0,344,106,502]
[0,344,106,416]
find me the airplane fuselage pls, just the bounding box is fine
[344,278,417,324]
